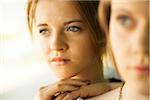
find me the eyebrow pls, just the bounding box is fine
[37,23,48,27]
[64,19,84,25]
[36,19,84,27]
[112,8,132,15]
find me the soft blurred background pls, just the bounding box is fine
[0,0,118,100]
[0,0,57,100]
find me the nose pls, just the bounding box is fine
[49,31,68,52]
[131,21,149,55]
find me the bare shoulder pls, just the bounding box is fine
[87,87,120,100]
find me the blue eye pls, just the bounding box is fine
[66,26,81,32]
[118,15,133,29]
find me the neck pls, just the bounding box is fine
[71,60,104,83]
[122,83,149,100]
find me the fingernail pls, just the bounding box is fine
[77,97,84,100]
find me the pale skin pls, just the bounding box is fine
[89,0,149,100]
[30,0,118,100]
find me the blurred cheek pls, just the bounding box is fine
[109,25,127,75]
[110,26,121,60]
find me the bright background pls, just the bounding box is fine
[0,0,118,100]
[0,1,57,100]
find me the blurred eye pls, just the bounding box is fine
[66,26,82,32]
[117,15,134,29]
[39,28,49,36]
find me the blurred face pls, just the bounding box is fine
[110,0,149,94]
[32,0,98,79]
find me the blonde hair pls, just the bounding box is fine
[99,0,122,78]
[27,0,38,33]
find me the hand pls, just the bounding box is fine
[57,82,112,100]
[34,79,90,100]
[55,82,120,100]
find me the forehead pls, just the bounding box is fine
[111,0,149,15]
[34,0,81,23]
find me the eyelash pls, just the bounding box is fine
[66,26,82,32]
[38,25,82,36]
[39,28,49,36]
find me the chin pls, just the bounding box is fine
[134,81,149,96]
[55,71,76,80]
[138,86,149,96]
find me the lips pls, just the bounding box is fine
[134,65,149,75]
[50,57,70,66]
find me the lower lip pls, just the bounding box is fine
[134,67,149,75]
[51,60,70,66]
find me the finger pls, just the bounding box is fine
[63,83,110,100]
[42,84,79,97]
[36,85,77,100]
[108,82,120,89]
[36,79,90,100]
[55,92,68,100]
[62,93,74,100]
[77,97,84,100]
[59,79,90,86]
[63,86,85,100]
[37,81,83,100]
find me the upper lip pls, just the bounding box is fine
[50,57,70,62]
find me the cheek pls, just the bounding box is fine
[110,27,124,60]
[110,27,132,81]
[110,27,128,73]
[32,28,49,55]
[41,40,50,57]
[69,38,96,65]
[72,38,95,56]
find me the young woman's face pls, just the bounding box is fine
[32,0,98,79]
[110,0,149,93]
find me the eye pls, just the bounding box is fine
[117,15,134,29]
[66,26,82,32]
[38,28,49,36]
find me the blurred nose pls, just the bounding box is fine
[131,21,149,55]
[49,31,68,52]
